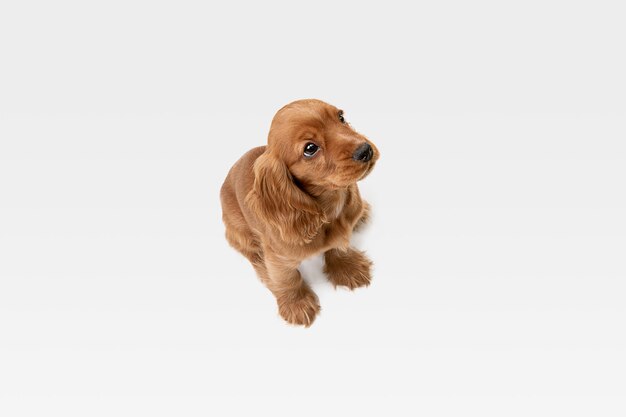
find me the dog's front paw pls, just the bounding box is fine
[277,286,321,327]
[324,248,373,290]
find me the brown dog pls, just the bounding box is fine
[220,99,379,326]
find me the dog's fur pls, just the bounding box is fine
[220,99,379,326]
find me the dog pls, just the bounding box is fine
[220,99,379,326]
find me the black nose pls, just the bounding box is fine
[352,143,373,162]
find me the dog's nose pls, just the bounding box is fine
[352,143,373,162]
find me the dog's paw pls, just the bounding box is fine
[324,248,373,290]
[277,287,321,327]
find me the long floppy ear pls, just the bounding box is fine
[245,152,326,245]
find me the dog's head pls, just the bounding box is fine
[267,99,379,189]
[246,99,379,245]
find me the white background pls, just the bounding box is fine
[1,1,625,416]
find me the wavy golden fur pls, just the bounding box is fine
[220,99,379,326]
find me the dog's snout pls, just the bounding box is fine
[352,143,373,162]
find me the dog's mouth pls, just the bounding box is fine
[357,160,375,181]
[306,158,376,190]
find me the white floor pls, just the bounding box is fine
[1,2,625,416]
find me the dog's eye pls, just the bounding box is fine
[303,142,319,157]
[338,111,345,124]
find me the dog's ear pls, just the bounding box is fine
[246,152,326,245]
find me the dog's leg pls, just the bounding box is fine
[264,252,320,327]
[324,247,373,290]
[353,200,371,232]
[223,219,271,284]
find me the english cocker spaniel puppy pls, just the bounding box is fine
[220,99,379,326]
